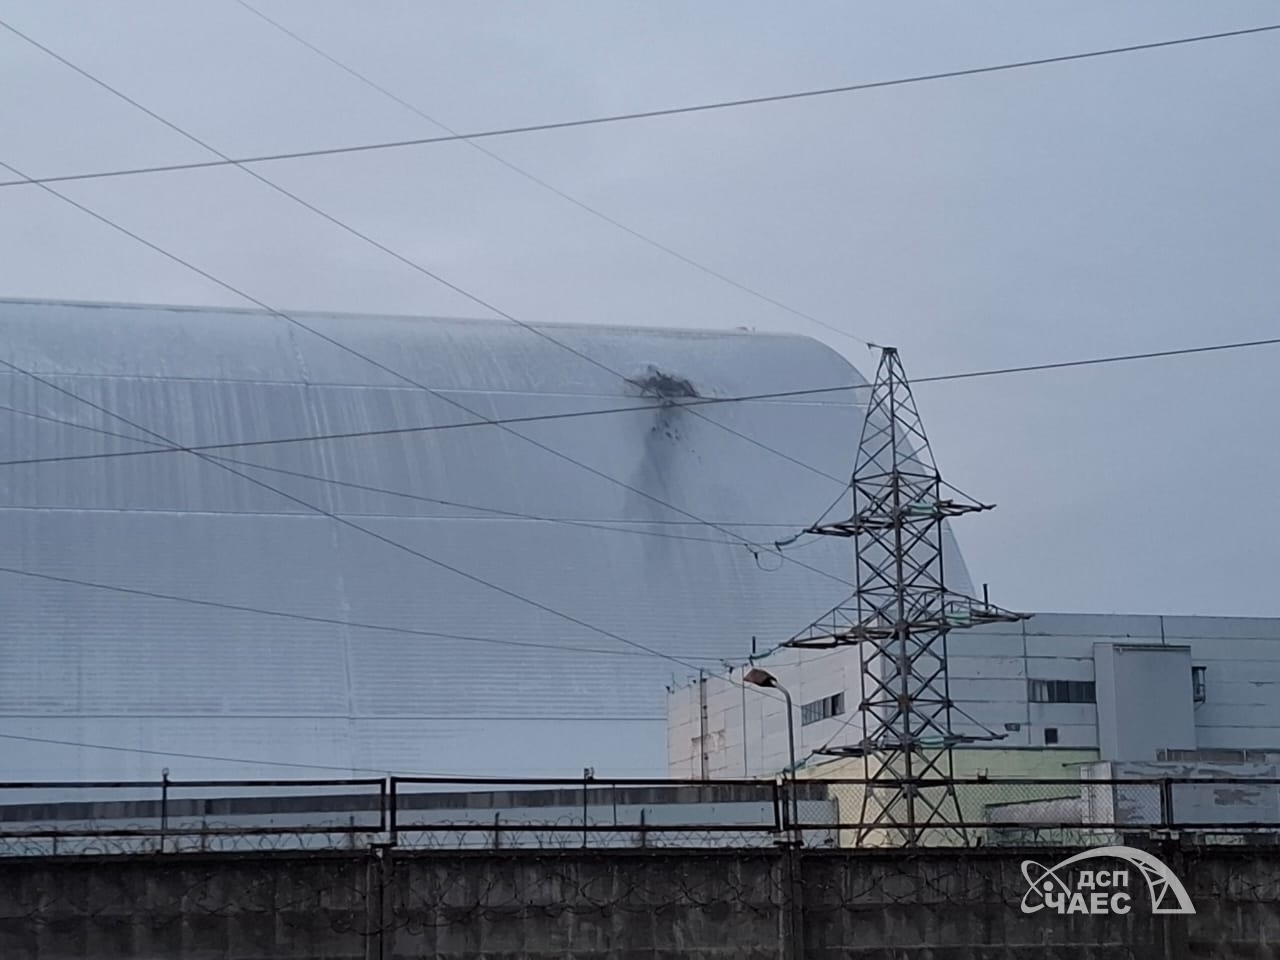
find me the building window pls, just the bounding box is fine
[1044,727,1059,745]
[1028,679,1096,704]
[800,692,845,726]
[1192,666,1207,704]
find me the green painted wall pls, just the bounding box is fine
[798,748,1100,846]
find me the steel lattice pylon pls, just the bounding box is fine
[785,346,1025,847]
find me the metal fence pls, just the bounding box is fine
[1,775,1279,855]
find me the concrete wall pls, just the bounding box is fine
[0,844,1276,958]
[670,612,1280,777]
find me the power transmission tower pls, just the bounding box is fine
[785,346,1025,846]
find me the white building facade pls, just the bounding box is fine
[668,612,1280,777]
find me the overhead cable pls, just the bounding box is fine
[0,153,852,591]
[0,24,854,586]
[0,406,789,545]
[0,564,727,662]
[230,0,866,345]
[2,331,1276,469]
[0,291,709,670]
[0,732,659,776]
[0,21,1275,190]
[3,405,819,536]
[0,14,848,485]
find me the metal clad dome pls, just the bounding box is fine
[0,298,971,778]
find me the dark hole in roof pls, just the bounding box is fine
[632,366,699,402]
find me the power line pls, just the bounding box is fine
[0,170,846,661]
[0,732,658,776]
[28,14,1275,586]
[3,331,1277,470]
[3,403,823,536]
[0,425,799,719]
[0,732,438,776]
[0,14,847,489]
[3,390,849,486]
[0,29,830,764]
[912,338,1280,385]
[0,154,853,591]
[0,263,711,672]
[0,402,799,545]
[8,19,1276,603]
[0,564,726,663]
[1,11,848,450]
[1,21,1276,190]
[0,26,853,587]
[230,0,867,347]
[206,453,789,546]
[6,714,663,721]
[0,15,1270,776]
[0,394,787,466]
[0,406,792,678]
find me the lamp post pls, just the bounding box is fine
[744,667,800,844]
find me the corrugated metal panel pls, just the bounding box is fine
[0,298,971,780]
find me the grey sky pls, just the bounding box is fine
[1,1,1277,617]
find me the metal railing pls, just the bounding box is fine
[1,774,1278,855]
[0,777,386,856]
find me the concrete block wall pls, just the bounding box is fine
[1,845,1277,958]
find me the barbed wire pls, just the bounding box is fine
[3,778,1278,854]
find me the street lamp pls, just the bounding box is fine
[744,667,800,843]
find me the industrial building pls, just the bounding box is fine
[668,612,1280,778]
[0,297,930,782]
[669,612,1280,843]
[14,295,1276,817]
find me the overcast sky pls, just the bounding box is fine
[1,1,1277,618]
